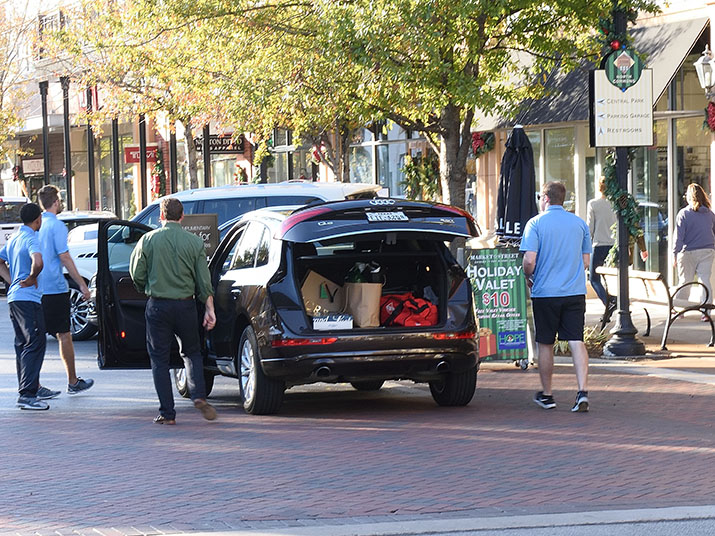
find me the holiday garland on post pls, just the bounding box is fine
[603,149,644,266]
[150,149,167,200]
[597,5,638,56]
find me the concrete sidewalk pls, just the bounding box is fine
[585,296,715,363]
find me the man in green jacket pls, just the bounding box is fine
[130,197,217,425]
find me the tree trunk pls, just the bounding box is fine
[332,120,352,183]
[183,120,199,189]
[438,104,471,210]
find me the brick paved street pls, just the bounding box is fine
[3,259,713,535]
[1,296,715,535]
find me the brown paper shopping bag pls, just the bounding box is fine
[301,270,344,316]
[344,282,382,327]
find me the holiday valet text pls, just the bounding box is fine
[466,264,523,291]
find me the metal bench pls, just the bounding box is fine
[596,266,715,350]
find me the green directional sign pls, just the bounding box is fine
[605,48,643,91]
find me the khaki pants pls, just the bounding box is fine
[677,248,715,304]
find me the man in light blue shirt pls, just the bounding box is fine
[520,181,592,413]
[0,203,49,410]
[37,185,94,396]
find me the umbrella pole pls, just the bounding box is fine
[603,147,646,356]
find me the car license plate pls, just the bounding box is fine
[366,211,408,222]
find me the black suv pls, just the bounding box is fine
[96,199,480,414]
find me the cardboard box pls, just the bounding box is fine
[313,314,354,331]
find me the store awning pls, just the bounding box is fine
[475,17,710,130]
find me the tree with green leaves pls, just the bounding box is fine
[49,0,660,206]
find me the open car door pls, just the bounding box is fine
[96,220,154,369]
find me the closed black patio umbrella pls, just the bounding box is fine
[496,125,538,244]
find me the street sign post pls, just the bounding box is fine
[590,68,653,147]
[588,42,650,357]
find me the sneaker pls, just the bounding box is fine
[67,378,94,395]
[153,415,176,425]
[533,391,556,409]
[17,396,50,411]
[571,391,589,412]
[36,386,61,400]
[194,399,217,421]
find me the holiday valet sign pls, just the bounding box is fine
[466,248,529,363]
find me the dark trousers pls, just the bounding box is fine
[9,301,47,398]
[589,245,612,306]
[145,298,206,420]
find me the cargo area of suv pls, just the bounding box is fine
[293,236,450,330]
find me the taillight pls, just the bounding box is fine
[434,203,474,221]
[271,337,338,347]
[432,330,475,340]
[280,206,332,237]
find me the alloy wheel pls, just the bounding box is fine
[69,287,90,335]
[240,338,255,404]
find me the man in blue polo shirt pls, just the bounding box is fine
[520,181,592,413]
[0,203,49,410]
[37,185,94,396]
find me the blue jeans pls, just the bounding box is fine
[145,298,206,420]
[589,245,612,306]
[9,301,47,398]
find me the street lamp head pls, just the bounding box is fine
[694,45,714,96]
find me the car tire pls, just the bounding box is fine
[429,365,477,406]
[238,326,284,415]
[172,368,215,399]
[68,282,97,341]
[350,380,385,391]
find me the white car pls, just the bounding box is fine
[0,196,30,248]
[76,181,382,335]
[0,196,30,295]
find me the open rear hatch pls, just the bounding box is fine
[278,199,479,333]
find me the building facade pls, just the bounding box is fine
[475,2,715,286]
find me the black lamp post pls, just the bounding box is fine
[602,6,645,357]
[39,81,50,186]
[60,76,73,210]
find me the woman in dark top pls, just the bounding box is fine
[673,183,715,320]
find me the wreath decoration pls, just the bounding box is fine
[704,102,715,132]
[471,131,495,158]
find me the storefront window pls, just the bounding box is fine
[544,127,575,211]
[676,116,711,210]
[292,146,314,180]
[211,155,239,186]
[376,144,407,197]
[349,146,373,183]
[632,120,668,279]
[175,140,190,192]
[267,152,289,183]
[526,130,541,193]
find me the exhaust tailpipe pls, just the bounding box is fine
[436,361,450,373]
[315,366,332,378]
